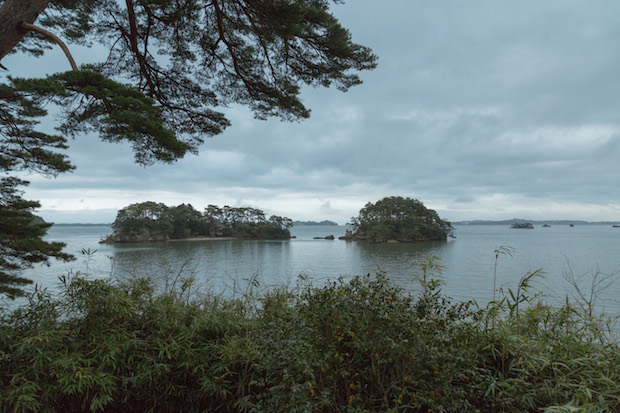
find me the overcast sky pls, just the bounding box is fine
[4,0,620,224]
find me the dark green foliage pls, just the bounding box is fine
[107,201,292,242]
[1,271,619,412]
[166,203,206,239]
[0,273,255,412]
[10,70,202,165]
[0,82,73,175]
[0,177,73,298]
[350,196,454,242]
[0,78,76,298]
[219,206,292,239]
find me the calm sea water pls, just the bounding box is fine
[10,224,620,317]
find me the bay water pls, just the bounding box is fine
[10,224,620,318]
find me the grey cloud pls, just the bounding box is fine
[453,196,476,204]
[13,0,620,222]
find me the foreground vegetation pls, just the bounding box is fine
[1,263,619,413]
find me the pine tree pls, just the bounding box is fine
[0,177,73,298]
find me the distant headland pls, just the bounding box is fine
[292,220,339,226]
[52,223,112,227]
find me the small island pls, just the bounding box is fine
[510,223,534,229]
[341,196,453,243]
[101,202,292,243]
[313,235,335,240]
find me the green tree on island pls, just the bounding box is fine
[0,0,376,297]
[349,196,453,242]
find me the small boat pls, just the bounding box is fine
[542,224,551,227]
[569,224,574,227]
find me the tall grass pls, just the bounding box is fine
[1,264,619,412]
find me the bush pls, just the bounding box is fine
[1,271,619,412]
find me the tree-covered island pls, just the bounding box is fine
[102,202,293,242]
[344,196,453,242]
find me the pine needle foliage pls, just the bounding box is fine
[10,70,196,165]
[0,177,73,298]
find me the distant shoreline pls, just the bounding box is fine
[53,221,620,228]
[52,223,111,227]
[453,219,620,226]
[292,220,339,226]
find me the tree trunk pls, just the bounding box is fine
[0,0,51,63]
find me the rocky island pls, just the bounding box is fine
[510,223,534,229]
[101,202,293,243]
[341,196,453,243]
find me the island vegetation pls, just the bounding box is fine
[510,222,534,229]
[102,202,293,242]
[345,196,453,242]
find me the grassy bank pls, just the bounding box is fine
[1,267,619,412]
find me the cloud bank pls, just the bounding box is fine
[6,0,620,224]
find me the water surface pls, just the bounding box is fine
[12,224,620,317]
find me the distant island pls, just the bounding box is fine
[292,220,338,226]
[101,202,293,243]
[510,222,534,229]
[453,219,620,226]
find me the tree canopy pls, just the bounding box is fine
[349,196,453,242]
[105,201,293,242]
[0,0,376,297]
[0,0,377,164]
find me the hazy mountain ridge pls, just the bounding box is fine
[50,219,620,227]
[292,220,339,226]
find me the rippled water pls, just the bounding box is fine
[12,224,620,317]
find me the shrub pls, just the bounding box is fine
[1,271,619,412]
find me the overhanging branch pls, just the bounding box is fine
[20,22,78,71]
